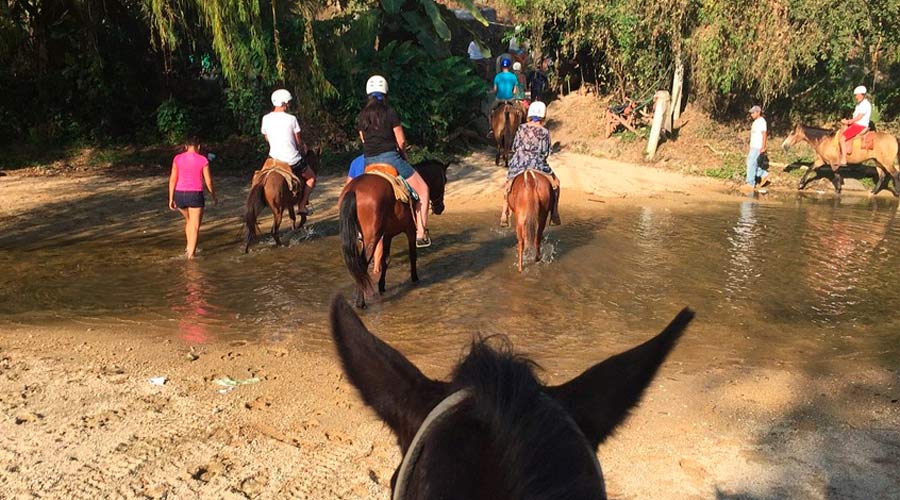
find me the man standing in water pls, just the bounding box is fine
[260,89,316,214]
[742,105,769,193]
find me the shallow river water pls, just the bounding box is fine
[2,194,898,375]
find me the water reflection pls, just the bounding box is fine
[167,261,217,344]
[723,200,760,304]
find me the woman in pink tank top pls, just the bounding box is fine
[168,136,217,259]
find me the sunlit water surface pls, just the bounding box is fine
[2,195,898,375]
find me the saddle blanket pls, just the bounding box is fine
[364,164,419,204]
[251,158,302,195]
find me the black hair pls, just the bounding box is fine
[184,134,201,148]
[357,95,389,133]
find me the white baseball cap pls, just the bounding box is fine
[853,85,867,95]
[513,62,522,71]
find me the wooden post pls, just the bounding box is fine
[671,58,685,123]
[646,90,670,161]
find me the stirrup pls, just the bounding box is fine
[415,230,432,248]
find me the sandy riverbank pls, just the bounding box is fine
[1,151,897,499]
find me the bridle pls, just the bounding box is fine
[392,389,604,500]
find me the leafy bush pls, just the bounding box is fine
[156,98,190,144]
[225,85,267,136]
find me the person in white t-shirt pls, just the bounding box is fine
[744,105,769,191]
[838,85,872,166]
[260,88,316,214]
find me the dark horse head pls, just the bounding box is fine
[413,159,450,215]
[330,295,695,499]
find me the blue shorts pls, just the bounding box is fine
[364,151,415,179]
[174,190,204,208]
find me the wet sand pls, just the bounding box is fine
[1,151,898,498]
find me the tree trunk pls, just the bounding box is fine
[646,90,670,161]
[671,58,685,123]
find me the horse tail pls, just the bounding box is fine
[339,190,372,291]
[522,172,541,254]
[244,181,266,252]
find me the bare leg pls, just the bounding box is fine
[839,135,848,166]
[185,207,203,259]
[405,172,430,240]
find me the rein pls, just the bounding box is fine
[391,389,604,499]
[393,389,472,500]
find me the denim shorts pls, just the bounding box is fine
[364,151,415,179]
[174,190,204,208]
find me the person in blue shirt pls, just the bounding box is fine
[493,58,519,109]
[345,154,366,185]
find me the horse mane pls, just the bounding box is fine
[438,338,601,498]
[801,125,836,141]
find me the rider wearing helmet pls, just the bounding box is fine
[493,58,519,110]
[500,101,561,227]
[357,75,432,248]
[512,61,527,101]
[838,85,872,166]
[260,88,316,214]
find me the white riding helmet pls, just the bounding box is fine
[853,85,867,95]
[513,62,522,72]
[527,101,547,119]
[366,75,388,95]
[271,89,292,107]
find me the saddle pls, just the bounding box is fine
[251,158,302,195]
[834,129,875,151]
[364,164,418,205]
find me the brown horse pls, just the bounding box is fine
[339,160,449,308]
[507,170,553,272]
[782,124,900,196]
[243,147,321,252]
[492,102,525,167]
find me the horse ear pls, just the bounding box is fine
[329,295,447,450]
[547,308,694,449]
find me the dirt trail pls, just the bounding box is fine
[1,152,897,499]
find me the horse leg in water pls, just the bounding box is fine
[265,183,285,246]
[892,170,900,197]
[288,203,298,231]
[377,236,393,295]
[535,213,547,263]
[406,225,419,284]
[516,219,526,272]
[831,167,843,194]
[798,159,825,190]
